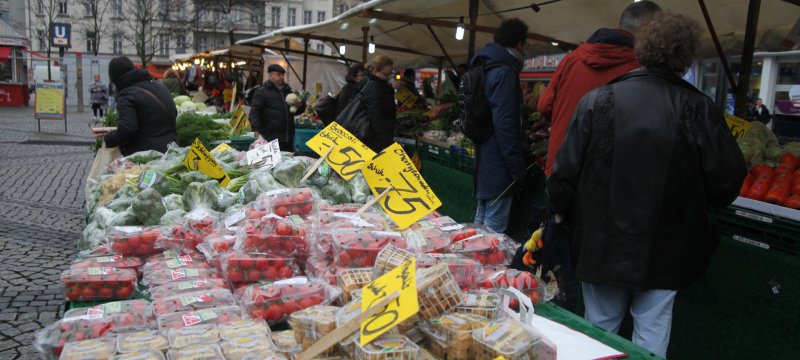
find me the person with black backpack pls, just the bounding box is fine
[463,19,529,233]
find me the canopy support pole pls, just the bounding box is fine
[427,25,457,70]
[734,0,761,118]
[362,26,369,63]
[302,40,309,91]
[437,57,444,97]
[698,0,738,95]
[282,39,303,87]
[468,0,479,62]
[330,40,352,66]
[258,44,360,63]
[283,32,436,57]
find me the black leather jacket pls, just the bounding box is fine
[249,81,305,142]
[547,67,747,290]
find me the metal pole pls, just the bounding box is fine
[467,0,479,63]
[76,52,83,113]
[426,25,457,69]
[436,57,443,97]
[362,26,369,63]
[60,47,67,132]
[697,0,738,94]
[302,40,309,91]
[735,0,761,118]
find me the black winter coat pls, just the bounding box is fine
[547,67,747,290]
[104,70,178,156]
[336,81,362,118]
[360,74,396,152]
[248,80,305,143]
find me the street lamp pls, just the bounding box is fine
[368,36,375,54]
[456,16,465,40]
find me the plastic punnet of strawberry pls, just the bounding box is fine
[155,305,246,330]
[234,217,310,257]
[234,277,342,325]
[313,211,387,258]
[479,269,546,308]
[196,231,238,271]
[61,267,138,302]
[332,229,408,268]
[107,226,172,257]
[221,252,300,289]
[152,288,237,316]
[444,233,511,265]
[173,208,222,252]
[146,278,229,301]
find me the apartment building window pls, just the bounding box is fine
[159,0,169,20]
[216,38,225,48]
[317,11,325,23]
[159,34,170,56]
[112,33,123,54]
[86,32,97,53]
[303,11,312,25]
[37,30,47,51]
[271,7,281,28]
[198,36,208,52]
[58,0,68,15]
[111,0,122,18]
[176,34,187,54]
[176,6,187,20]
[232,8,243,22]
[316,44,325,54]
[36,0,44,15]
[84,1,97,16]
[287,8,296,27]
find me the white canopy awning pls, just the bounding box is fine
[237,0,799,67]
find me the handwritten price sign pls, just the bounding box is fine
[361,143,441,229]
[184,138,230,187]
[360,258,418,346]
[725,114,752,140]
[306,122,376,180]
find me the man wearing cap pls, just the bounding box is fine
[249,64,306,150]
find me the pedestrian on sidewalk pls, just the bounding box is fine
[546,12,747,357]
[94,56,178,156]
[89,73,109,123]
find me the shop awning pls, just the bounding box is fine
[237,0,800,67]
[0,46,10,61]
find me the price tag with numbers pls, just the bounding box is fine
[246,139,282,168]
[361,142,441,229]
[724,114,751,140]
[184,138,230,187]
[360,257,418,346]
[306,121,376,180]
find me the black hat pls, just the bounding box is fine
[267,64,286,74]
[108,56,135,84]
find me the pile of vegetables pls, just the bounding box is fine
[174,95,208,113]
[175,112,232,147]
[82,144,373,250]
[740,153,800,209]
[91,110,120,153]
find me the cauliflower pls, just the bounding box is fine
[174,95,191,106]
[180,101,197,112]
[286,93,301,113]
[195,101,207,110]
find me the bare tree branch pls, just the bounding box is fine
[76,0,112,56]
[120,0,177,66]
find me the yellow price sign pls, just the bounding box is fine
[184,138,230,187]
[394,86,418,108]
[360,258,418,346]
[210,143,234,155]
[361,143,441,229]
[725,114,752,140]
[306,121,376,180]
[229,106,248,135]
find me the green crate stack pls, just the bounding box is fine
[709,205,800,256]
[293,128,321,154]
[229,136,256,151]
[420,142,451,166]
[452,151,475,174]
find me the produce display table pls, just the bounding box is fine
[710,198,800,256]
[535,302,663,360]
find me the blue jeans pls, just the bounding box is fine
[474,196,514,233]
[582,282,677,358]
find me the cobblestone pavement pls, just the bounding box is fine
[0,106,97,359]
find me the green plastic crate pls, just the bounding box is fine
[293,128,321,154]
[709,205,800,256]
[420,142,451,166]
[452,151,475,174]
[229,136,256,151]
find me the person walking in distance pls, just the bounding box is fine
[248,64,306,150]
[89,73,109,122]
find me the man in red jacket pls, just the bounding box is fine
[539,0,661,177]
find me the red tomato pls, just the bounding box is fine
[283,300,301,313]
[247,270,261,282]
[115,285,133,299]
[264,267,278,280]
[80,287,96,300]
[98,287,114,299]
[265,304,283,321]
[529,291,542,305]
[66,287,81,300]
[298,297,315,309]
[274,206,289,217]
[278,267,293,279]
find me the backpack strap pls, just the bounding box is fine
[130,85,169,113]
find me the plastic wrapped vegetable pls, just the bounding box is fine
[183,182,219,211]
[160,210,187,226]
[137,170,172,196]
[133,187,167,225]
[271,158,308,188]
[180,171,212,190]
[106,185,138,212]
[126,150,163,165]
[94,207,139,229]
[78,221,107,251]
[349,173,371,204]
[162,194,184,212]
[320,177,352,205]
[296,156,330,188]
[248,168,285,191]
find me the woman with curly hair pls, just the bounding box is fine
[546,12,746,357]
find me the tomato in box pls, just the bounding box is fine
[148,278,228,300]
[155,305,245,330]
[221,252,299,288]
[258,188,316,218]
[61,267,138,302]
[445,234,511,266]
[235,218,310,257]
[152,288,236,316]
[234,278,341,325]
[417,254,482,292]
[71,256,143,274]
[107,226,170,257]
[332,230,407,268]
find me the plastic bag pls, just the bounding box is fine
[297,156,331,188]
[180,171,212,190]
[94,207,139,229]
[183,182,219,211]
[126,150,164,165]
[271,158,308,188]
[137,170,172,196]
[320,177,352,205]
[349,172,371,204]
[132,187,166,225]
[162,194,184,212]
[78,221,107,250]
[106,185,137,212]
[160,209,187,226]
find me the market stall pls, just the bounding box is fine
[0,19,30,107]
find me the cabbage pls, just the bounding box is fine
[174,95,191,106]
[195,101,207,110]
[180,101,197,112]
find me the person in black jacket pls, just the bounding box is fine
[753,98,771,124]
[336,63,365,117]
[360,55,398,152]
[96,56,178,156]
[248,64,306,150]
[547,12,746,357]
